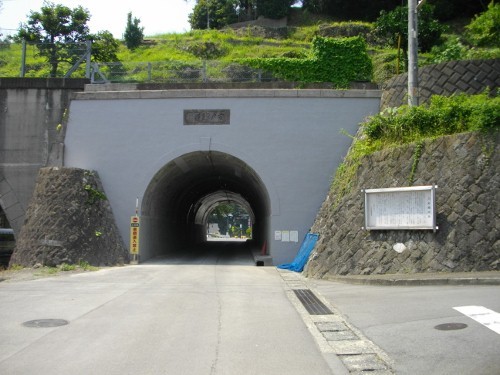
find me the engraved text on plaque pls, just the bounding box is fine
[184,110,230,125]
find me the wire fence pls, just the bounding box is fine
[91,60,275,84]
[0,41,276,84]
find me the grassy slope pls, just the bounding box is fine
[0,9,496,82]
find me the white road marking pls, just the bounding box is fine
[453,306,500,335]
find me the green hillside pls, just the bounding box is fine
[1,6,498,85]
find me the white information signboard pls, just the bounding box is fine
[364,185,437,231]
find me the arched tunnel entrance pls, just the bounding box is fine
[141,151,270,261]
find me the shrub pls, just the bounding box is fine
[374,4,446,53]
[59,263,77,271]
[185,41,227,59]
[428,36,467,63]
[363,92,500,144]
[241,36,372,87]
[317,22,374,39]
[465,1,500,48]
[372,50,400,84]
[331,92,499,202]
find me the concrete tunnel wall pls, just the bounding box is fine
[63,89,381,264]
[139,150,270,260]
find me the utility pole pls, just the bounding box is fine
[408,0,427,107]
[207,0,210,29]
[408,0,419,106]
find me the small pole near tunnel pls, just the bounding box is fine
[130,197,140,264]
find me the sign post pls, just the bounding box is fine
[130,197,140,264]
[130,216,140,263]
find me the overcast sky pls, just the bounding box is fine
[0,0,195,38]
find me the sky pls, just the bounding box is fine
[0,0,195,39]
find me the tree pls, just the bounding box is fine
[427,0,488,22]
[189,0,238,30]
[17,1,119,77]
[465,1,500,48]
[374,4,446,64]
[301,0,400,21]
[237,0,257,21]
[18,1,91,77]
[91,31,120,62]
[256,0,296,19]
[208,202,250,237]
[124,12,144,50]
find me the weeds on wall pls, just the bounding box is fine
[330,91,500,204]
[83,171,107,205]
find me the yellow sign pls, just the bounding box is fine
[130,216,140,254]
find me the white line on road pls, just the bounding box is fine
[453,306,500,335]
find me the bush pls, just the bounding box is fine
[465,1,500,48]
[363,92,500,144]
[372,50,400,84]
[317,22,374,39]
[374,4,446,53]
[428,36,467,63]
[185,41,227,59]
[241,36,372,87]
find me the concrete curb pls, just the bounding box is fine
[321,272,500,286]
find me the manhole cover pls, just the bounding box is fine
[22,319,69,328]
[434,322,468,331]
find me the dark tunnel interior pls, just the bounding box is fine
[141,151,270,259]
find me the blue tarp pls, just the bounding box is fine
[277,233,319,272]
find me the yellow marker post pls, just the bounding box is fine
[130,216,140,263]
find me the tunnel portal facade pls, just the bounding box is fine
[63,88,381,264]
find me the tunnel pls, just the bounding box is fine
[140,151,270,261]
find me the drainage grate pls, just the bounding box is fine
[22,319,69,328]
[293,289,333,315]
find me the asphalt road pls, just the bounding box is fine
[1,243,498,375]
[311,279,500,375]
[0,245,337,375]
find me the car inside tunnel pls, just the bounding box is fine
[140,151,270,261]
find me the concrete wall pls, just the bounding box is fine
[63,89,381,264]
[0,78,87,235]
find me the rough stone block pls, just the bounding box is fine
[340,354,389,372]
[322,330,359,341]
[10,167,129,267]
[0,179,11,195]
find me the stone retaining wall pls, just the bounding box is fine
[380,59,500,109]
[10,167,129,267]
[304,131,499,278]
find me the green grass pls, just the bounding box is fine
[1,14,498,81]
[329,92,500,204]
[31,261,99,276]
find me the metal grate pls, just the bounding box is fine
[293,289,333,315]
